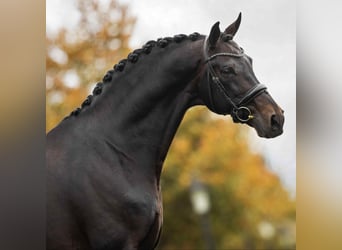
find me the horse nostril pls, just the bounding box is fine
[271,114,281,131]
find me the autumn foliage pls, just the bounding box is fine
[46,1,295,249]
[46,0,135,131]
[160,108,295,249]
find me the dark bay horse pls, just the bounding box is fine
[47,13,284,250]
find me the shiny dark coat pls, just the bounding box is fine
[47,35,204,250]
[47,15,284,250]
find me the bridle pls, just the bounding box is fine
[203,37,267,123]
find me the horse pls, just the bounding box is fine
[47,13,284,250]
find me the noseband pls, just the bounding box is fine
[203,37,267,122]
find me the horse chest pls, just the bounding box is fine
[77,183,162,250]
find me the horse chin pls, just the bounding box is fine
[256,128,283,138]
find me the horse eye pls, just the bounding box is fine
[221,66,236,75]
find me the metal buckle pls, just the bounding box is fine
[234,106,254,122]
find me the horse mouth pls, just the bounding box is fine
[247,109,284,138]
[249,118,283,138]
[254,126,283,138]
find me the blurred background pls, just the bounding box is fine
[46,0,296,249]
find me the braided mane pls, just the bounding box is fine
[66,32,203,118]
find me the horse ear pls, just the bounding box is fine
[224,12,242,37]
[208,21,221,49]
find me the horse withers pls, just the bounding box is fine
[47,13,284,250]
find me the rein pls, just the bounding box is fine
[203,37,267,122]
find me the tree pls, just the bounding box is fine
[158,107,295,250]
[46,0,135,131]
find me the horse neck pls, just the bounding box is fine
[86,38,204,179]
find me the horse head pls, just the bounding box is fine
[198,13,284,138]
